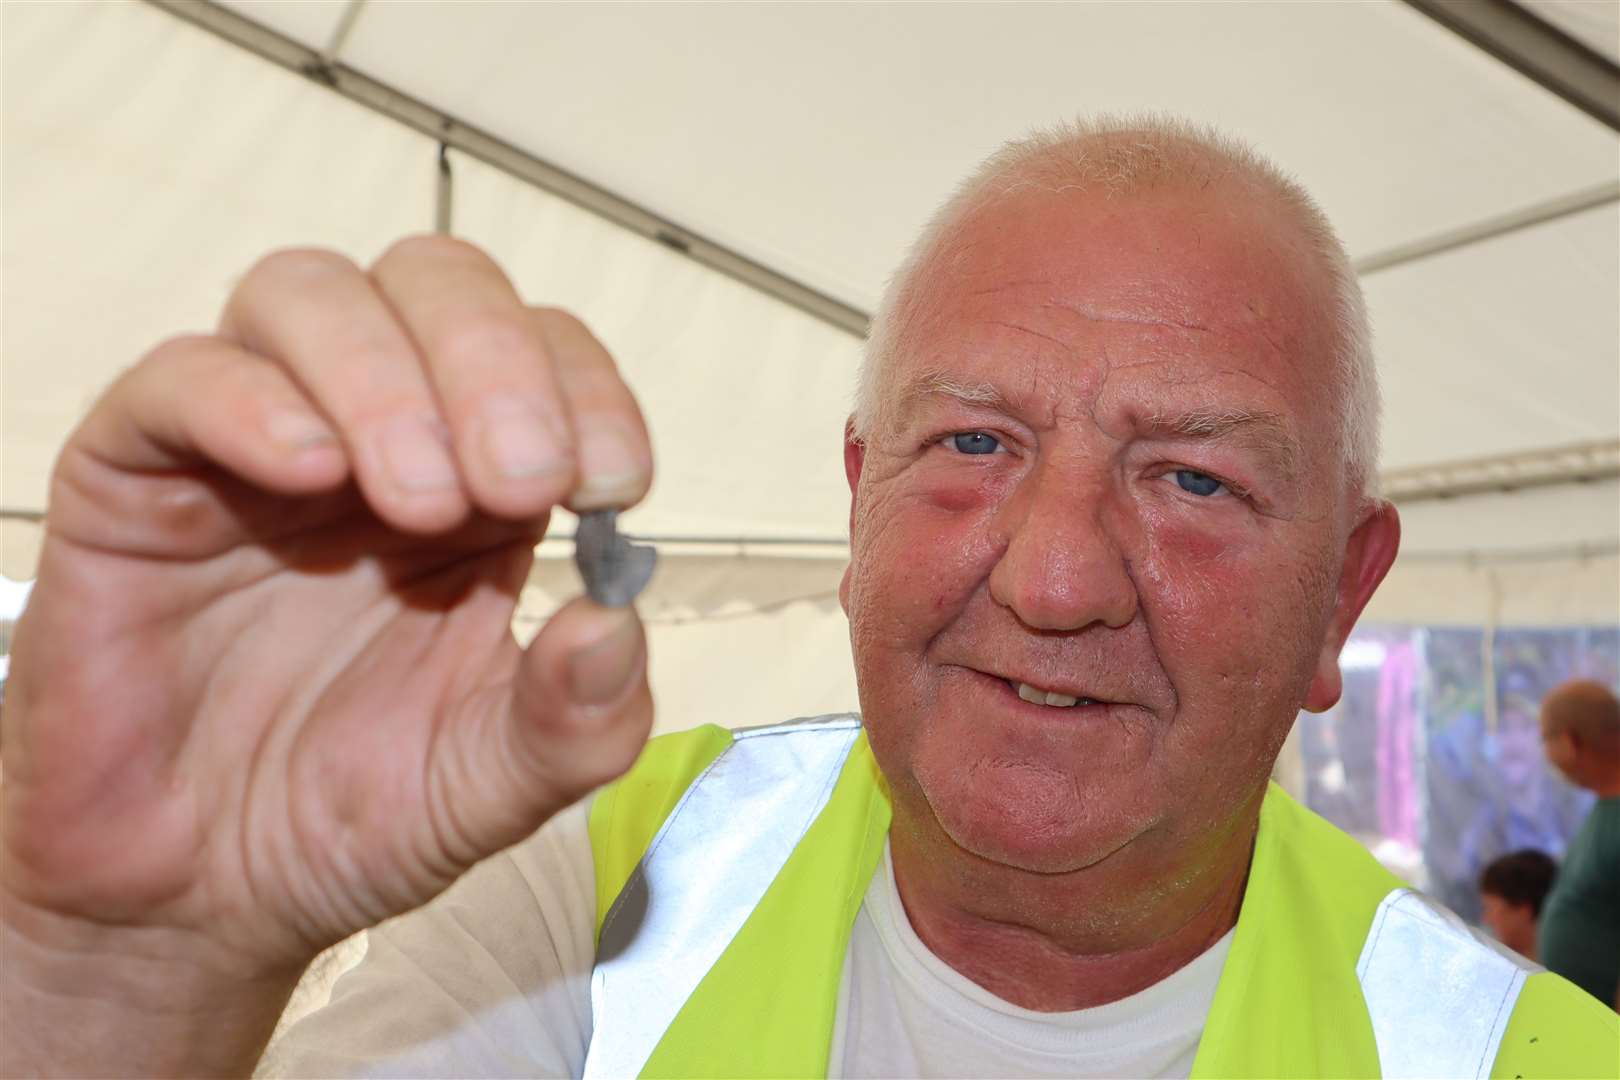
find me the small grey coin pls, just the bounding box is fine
[574,510,657,607]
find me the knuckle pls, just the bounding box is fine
[435,311,545,375]
[242,247,357,293]
[124,337,300,434]
[567,364,635,407]
[125,334,230,392]
[533,306,591,338]
[138,333,219,372]
[227,249,358,329]
[377,232,487,271]
[534,307,614,364]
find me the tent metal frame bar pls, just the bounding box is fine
[1397,539,1619,565]
[145,0,873,339]
[149,0,1619,334]
[1352,180,1618,275]
[1381,438,1620,504]
[318,0,367,69]
[0,504,850,549]
[1402,0,1620,132]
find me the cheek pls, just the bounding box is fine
[1135,512,1330,715]
[847,482,1002,635]
[1134,515,1252,631]
[1152,515,1234,566]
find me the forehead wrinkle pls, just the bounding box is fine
[968,278,1060,298]
[985,320,1075,355]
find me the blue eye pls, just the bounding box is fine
[949,432,1001,455]
[1174,470,1224,496]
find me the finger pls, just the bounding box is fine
[219,247,471,534]
[532,308,654,512]
[67,334,348,495]
[428,597,652,861]
[51,337,355,557]
[370,236,578,520]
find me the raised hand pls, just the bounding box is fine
[1,236,654,1076]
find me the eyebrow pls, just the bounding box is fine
[1143,407,1301,480]
[892,369,1010,419]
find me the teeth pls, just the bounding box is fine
[1013,681,1095,708]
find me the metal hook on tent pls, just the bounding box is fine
[434,141,453,234]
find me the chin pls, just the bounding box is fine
[918,756,1152,875]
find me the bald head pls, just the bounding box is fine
[1541,679,1620,793]
[1541,680,1620,744]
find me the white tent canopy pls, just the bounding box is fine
[3,0,1617,730]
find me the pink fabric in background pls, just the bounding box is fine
[1377,642,1420,848]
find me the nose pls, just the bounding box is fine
[987,465,1139,632]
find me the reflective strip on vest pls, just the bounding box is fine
[582,716,862,1080]
[1356,887,1536,1079]
[588,721,1536,1079]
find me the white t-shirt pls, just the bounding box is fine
[834,844,1229,1078]
[260,802,1228,1079]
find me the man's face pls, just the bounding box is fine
[841,183,1396,875]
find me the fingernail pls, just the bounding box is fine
[481,403,566,480]
[573,420,648,510]
[566,608,641,705]
[378,414,459,492]
[266,408,335,450]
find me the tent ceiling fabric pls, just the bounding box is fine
[221,1,1619,310]
[3,1,1617,624]
[192,0,1620,482]
[1364,201,1619,469]
[2,0,441,509]
[447,152,861,539]
[1,0,861,543]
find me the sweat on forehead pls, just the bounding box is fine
[854,115,1379,498]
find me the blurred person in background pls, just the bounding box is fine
[1479,849,1557,961]
[1538,679,1620,1009]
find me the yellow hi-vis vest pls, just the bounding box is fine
[584,716,1620,1079]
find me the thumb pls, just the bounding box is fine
[431,597,653,863]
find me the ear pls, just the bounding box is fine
[840,418,866,615]
[1304,501,1402,712]
[843,418,867,507]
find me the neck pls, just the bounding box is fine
[1512,927,1539,963]
[888,792,1260,1011]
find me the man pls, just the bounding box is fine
[1538,679,1620,1008]
[1479,849,1558,961]
[2,117,1615,1078]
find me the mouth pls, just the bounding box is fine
[1007,679,1103,709]
[961,665,1121,711]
